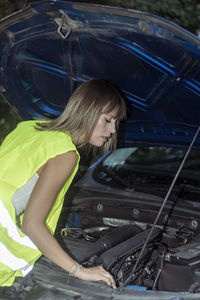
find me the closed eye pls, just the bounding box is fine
[105,118,111,123]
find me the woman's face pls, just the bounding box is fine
[89,111,117,147]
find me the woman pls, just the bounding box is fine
[0,79,126,289]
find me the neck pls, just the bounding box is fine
[71,134,86,147]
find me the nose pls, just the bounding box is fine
[109,121,116,134]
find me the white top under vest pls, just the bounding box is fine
[12,173,39,216]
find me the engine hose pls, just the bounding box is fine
[70,224,141,263]
[100,227,161,270]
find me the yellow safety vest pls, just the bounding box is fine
[0,120,80,286]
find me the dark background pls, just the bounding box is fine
[0,0,199,143]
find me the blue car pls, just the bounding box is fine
[0,1,200,299]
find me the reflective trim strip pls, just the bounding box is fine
[0,200,37,249]
[0,242,33,276]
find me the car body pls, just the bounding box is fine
[0,1,200,299]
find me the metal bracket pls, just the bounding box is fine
[55,9,83,39]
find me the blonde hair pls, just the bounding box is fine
[36,79,126,155]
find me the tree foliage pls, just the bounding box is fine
[0,97,21,144]
[73,0,200,34]
[0,0,28,20]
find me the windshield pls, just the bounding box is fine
[93,147,200,201]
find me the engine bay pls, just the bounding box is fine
[60,206,200,293]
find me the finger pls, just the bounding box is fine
[103,272,116,289]
[108,274,116,289]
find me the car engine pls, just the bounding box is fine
[60,213,200,293]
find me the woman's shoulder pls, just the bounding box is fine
[17,120,69,138]
[14,120,77,152]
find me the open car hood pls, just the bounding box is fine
[0,0,200,147]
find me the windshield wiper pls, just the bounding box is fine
[178,183,200,193]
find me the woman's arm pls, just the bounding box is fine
[21,151,116,288]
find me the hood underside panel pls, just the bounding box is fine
[0,1,200,146]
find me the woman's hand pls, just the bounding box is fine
[75,265,116,289]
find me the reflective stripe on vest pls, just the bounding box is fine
[0,200,37,249]
[0,242,33,276]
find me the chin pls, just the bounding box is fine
[93,143,104,147]
[89,140,105,147]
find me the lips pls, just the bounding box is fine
[103,136,110,142]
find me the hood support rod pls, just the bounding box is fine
[118,126,200,292]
